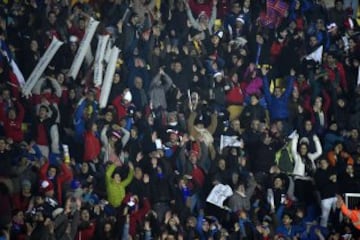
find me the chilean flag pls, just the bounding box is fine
[0,40,25,87]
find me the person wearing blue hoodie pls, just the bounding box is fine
[262,66,295,123]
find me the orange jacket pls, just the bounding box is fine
[341,203,360,230]
[327,150,354,167]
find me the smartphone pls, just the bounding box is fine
[155,139,162,149]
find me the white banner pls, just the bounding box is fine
[68,17,100,80]
[99,46,120,108]
[85,47,94,66]
[220,135,243,152]
[206,184,233,209]
[22,37,64,96]
[94,35,110,87]
[104,39,113,63]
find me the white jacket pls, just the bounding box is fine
[291,133,322,180]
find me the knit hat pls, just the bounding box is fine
[40,180,54,193]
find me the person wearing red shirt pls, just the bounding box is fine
[75,208,96,240]
[39,159,73,206]
[83,121,101,162]
[2,98,24,143]
[31,103,58,159]
[112,89,133,121]
[12,180,33,212]
[188,0,213,19]
[324,52,348,94]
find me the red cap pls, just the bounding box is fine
[40,180,54,193]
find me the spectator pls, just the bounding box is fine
[105,162,134,208]
[314,157,338,227]
[291,132,322,204]
[262,67,295,123]
[0,0,359,238]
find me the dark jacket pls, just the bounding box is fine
[240,103,267,128]
[314,166,338,199]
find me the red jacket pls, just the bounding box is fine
[189,0,212,18]
[270,39,286,64]
[75,221,96,240]
[225,85,244,105]
[2,101,24,142]
[83,131,101,162]
[324,63,347,91]
[39,161,73,205]
[112,95,127,120]
[129,198,151,237]
[303,90,331,128]
[12,193,32,212]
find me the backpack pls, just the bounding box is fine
[275,142,294,174]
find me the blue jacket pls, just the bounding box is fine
[263,75,294,121]
[73,99,98,142]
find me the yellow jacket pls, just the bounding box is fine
[106,164,134,208]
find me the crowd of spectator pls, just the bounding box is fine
[0,0,359,239]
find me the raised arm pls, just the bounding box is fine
[120,127,130,147]
[32,77,45,95]
[282,74,295,100]
[245,174,257,198]
[49,76,62,98]
[15,100,25,122]
[149,73,161,89]
[309,135,322,161]
[207,112,218,134]
[162,72,173,91]
[120,165,134,188]
[261,67,271,103]
[187,111,197,135]
[184,1,201,30]
[207,1,217,31]
[291,133,299,159]
[105,164,117,184]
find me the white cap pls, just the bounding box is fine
[123,91,132,102]
[69,35,78,43]
[236,16,245,24]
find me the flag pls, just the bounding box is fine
[305,45,323,63]
[0,40,25,87]
[265,0,289,28]
[273,0,289,16]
